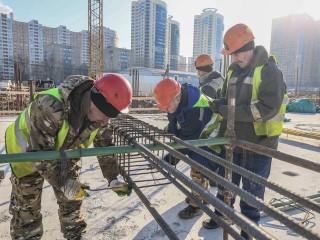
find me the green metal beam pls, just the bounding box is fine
[0,137,228,163]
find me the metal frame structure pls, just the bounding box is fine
[88,0,103,79]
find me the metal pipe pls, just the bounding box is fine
[231,139,320,173]
[123,171,179,240]
[0,138,228,163]
[223,82,237,240]
[170,136,320,214]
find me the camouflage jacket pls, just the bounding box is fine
[28,75,119,188]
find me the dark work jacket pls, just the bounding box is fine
[219,46,286,150]
[167,83,213,154]
[199,70,224,99]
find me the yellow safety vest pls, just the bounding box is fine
[5,88,99,178]
[227,65,288,137]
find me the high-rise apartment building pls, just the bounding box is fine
[80,30,89,66]
[192,8,224,72]
[0,13,14,80]
[131,0,167,68]
[28,20,44,80]
[310,20,320,90]
[103,27,118,49]
[271,14,317,90]
[1,12,120,82]
[178,55,186,72]
[12,19,30,80]
[103,47,132,72]
[166,15,180,71]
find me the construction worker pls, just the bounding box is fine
[154,78,222,219]
[5,74,133,240]
[182,54,225,199]
[202,24,287,240]
[195,53,224,99]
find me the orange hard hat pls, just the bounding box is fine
[221,23,255,55]
[195,54,214,68]
[153,78,181,110]
[94,73,132,113]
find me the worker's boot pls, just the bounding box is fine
[202,219,219,229]
[178,205,203,219]
[67,237,82,240]
[241,230,253,240]
[185,197,209,205]
[202,216,234,229]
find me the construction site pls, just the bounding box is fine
[1,1,320,240]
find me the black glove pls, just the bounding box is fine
[209,98,227,113]
[218,105,228,119]
[163,154,180,166]
[209,101,219,113]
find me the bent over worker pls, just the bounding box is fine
[203,24,287,240]
[5,74,133,239]
[154,78,223,219]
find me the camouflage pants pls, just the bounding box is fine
[189,167,210,207]
[9,171,86,239]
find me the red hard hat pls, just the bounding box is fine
[153,78,181,110]
[195,54,214,68]
[221,23,255,55]
[94,73,132,113]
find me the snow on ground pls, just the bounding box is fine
[0,113,319,240]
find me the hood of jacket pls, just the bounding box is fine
[58,75,95,130]
[199,70,222,85]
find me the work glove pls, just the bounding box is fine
[163,154,180,166]
[209,98,228,113]
[61,179,90,200]
[109,179,132,197]
[218,105,228,119]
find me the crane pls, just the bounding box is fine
[88,0,103,79]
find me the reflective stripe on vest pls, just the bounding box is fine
[199,80,222,94]
[5,88,99,178]
[227,65,288,137]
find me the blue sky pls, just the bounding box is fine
[1,0,319,57]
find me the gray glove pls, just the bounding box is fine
[218,105,228,119]
[209,98,228,113]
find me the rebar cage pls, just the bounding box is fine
[110,114,320,240]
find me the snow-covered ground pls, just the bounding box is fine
[0,113,319,240]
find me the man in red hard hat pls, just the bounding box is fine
[5,74,133,239]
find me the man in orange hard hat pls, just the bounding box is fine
[5,74,133,239]
[194,54,224,99]
[203,23,287,240]
[154,78,223,220]
[180,54,225,204]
